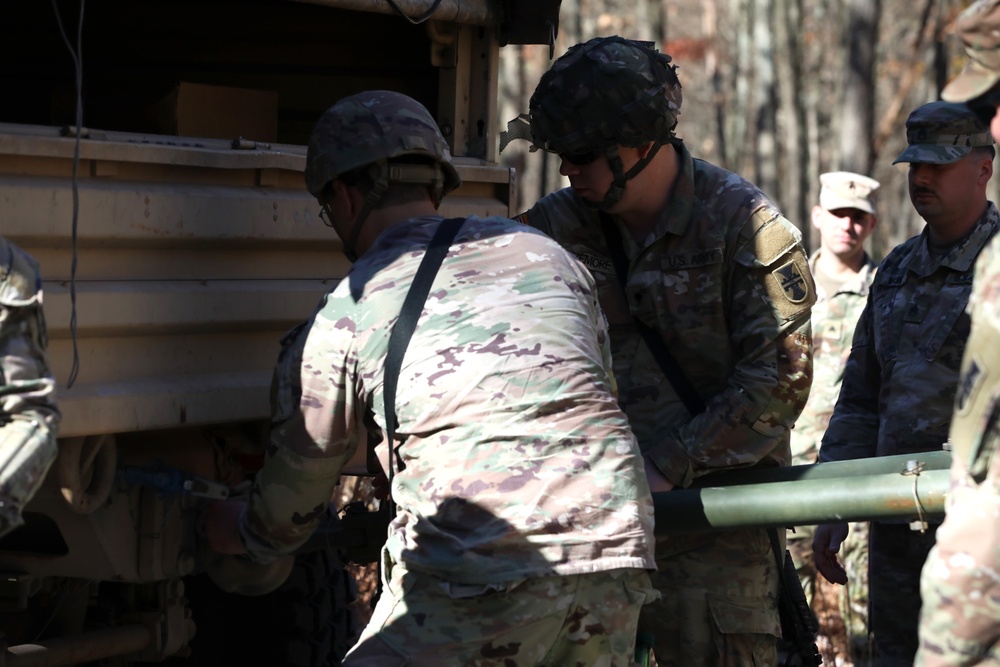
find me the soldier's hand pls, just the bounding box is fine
[813,522,849,585]
[203,498,248,555]
[644,455,675,493]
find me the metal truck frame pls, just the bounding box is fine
[0,0,558,663]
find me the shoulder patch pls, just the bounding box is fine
[760,254,814,319]
[771,260,810,304]
[513,211,530,225]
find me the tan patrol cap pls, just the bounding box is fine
[943,0,1000,102]
[819,171,880,215]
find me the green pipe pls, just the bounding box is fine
[689,450,951,488]
[655,458,950,533]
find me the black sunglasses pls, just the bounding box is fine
[558,149,602,166]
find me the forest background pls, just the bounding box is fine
[498,0,992,259]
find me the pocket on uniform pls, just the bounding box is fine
[621,570,658,608]
[707,595,781,638]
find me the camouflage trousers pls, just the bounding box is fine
[639,528,781,667]
[343,559,655,666]
[788,521,871,659]
[869,521,939,667]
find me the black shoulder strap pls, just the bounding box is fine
[599,212,707,417]
[383,217,465,489]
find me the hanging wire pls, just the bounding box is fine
[49,0,85,388]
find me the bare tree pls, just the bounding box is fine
[838,0,881,174]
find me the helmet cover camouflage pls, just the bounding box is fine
[305,90,461,198]
[526,35,683,156]
[892,100,994,165]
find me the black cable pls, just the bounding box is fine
[49,0,85,388]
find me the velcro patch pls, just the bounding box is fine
[575,252,616,276]
[761,255,814,320]
[771,260,810,304]
[660,247,723,270]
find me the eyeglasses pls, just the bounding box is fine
[318,204,335,228]
[558,149,602,166]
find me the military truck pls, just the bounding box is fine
[0,0,558,663]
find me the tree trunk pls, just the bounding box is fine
[752,0,779,199]
[838,0,881,175]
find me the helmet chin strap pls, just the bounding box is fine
[338,160,448,262]
[587,142,663,210]
[340,163,391,262]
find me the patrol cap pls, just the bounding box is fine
[942,0,1000,102]
[892,101,994,165]
[818,172,880,215]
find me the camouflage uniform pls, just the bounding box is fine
[504,36,813,667]
[240,91,657,666]
[916,232,1000,667]
[521,143,815,666]
[0,236,60,538]
[788,249,876,647]
[819,102,999,666]
[917,3,1000,664]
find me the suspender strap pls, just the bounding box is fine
[599,212,707,416]
[383,217,465,502]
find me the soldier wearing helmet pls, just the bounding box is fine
[207,90,657,664]
[913,3,1000,665]
[0,236,60,538]
[503,36,815,666]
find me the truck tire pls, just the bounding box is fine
[175,550,360,666]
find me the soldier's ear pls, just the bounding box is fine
[330,179,365,222]
[810,205,825,231]
[980,155,994,186]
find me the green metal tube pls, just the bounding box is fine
[655,457,950,534]
[689,450,951,488]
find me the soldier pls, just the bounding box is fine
[0,235,60,538]
[916,1,1000,664]
[205,90,657,665]
[789,171,878,657]
[502,36,815,666]
[814,100,999,667]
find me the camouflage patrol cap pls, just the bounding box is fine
[892,101,994,165]
[305,90,461,198]
[819,171,880,215]
[526,35,683,155]
[942,0,1000,102]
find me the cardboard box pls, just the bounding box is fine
[159,82,279,142]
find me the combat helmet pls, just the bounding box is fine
[500,36,683,208]
[305,90,461,260]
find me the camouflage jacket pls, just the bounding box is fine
[916,231,1000,666]
[0,236,60,535]
[241,215,656,583]
[820,202,1000,463]
[521,144,815,489]
[790,251,877,466]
